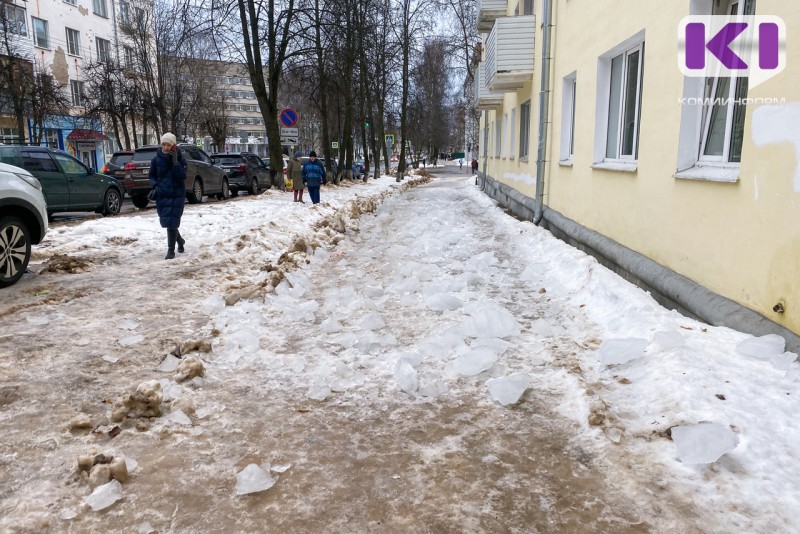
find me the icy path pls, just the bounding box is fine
[72,173,695,531]
[2,169,796,532]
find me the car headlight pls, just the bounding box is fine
[16,172,42,191]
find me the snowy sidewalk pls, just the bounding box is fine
[0,171,798,532]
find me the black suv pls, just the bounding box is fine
[124,144,230,208]
[102,150,134,186]
[0,146,123,217]
[209,152,270,196]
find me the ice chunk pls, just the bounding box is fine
[652,331,685,351]
[169,409,192,426]
[118,334,144,347]
[462,301,521,339]
[672,422,738,464]
[472,338,511,355]
[425,293,463,312]
[486,373,531,406]
[598,338,649,366]
[396,351,424,368]
[75,338,91,346]
[285,357,306,373]
[320,318,343,334]
[452,347,498,376]
[360,312,386,331]
[282,300,319,321]
[60,508,78,520]
[102,355,120,363]
[84,480,123,511]
[26,315,49,325]
[227,327,261,353]
[119,318,139,330]
[271,463,292,473]
[307,385,331,401]
[353,331,397,354]
[364,285,385,298]
[395,360,418,394]
[736,334,785,359]
[158,355,181,372]
[137,522,155,534]
[388,275,420,294]
[202,295,226,313]
[418,375,448,398]
[235,464,276,495]
[771,351,798,371]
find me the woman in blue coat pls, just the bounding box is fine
[149,133,187,260]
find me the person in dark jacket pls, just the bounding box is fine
[301,150,326,205]
[149,132,187,260]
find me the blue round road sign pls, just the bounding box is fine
[280,108,298,127]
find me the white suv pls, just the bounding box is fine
[0,162,48,288]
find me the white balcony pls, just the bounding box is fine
[474,62,503,109]
[484,15,536,92]
[477,0,507,32]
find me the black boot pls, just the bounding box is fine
[165,228,177,260]
[176,230,185,253]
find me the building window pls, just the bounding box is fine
[2,4,27,36]
[32,17,49,48]
[560,73,577,162]
[483,123,488,158]
[119,1,130,24]
[96,37,111,63]
[93,0,108,17]
[606,44,643,160]
[593,31,645,167]
[699,0,752,163]
[519,100,531,159]
[495,116,502,157]
[64,0,77,5]
[66,28,80,56]
[123,46,134,68]
[522,0,533,15]
[0,128,20,143]
[509,108,516,159]
[70,80,85,106]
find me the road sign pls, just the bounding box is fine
[332,141,339,149]
[280,127,298,137]
[385,134,394,146]
[195,137,202,146]
[280,108,298,127]
[280,136,298,145]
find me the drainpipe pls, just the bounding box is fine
[533,0,554,225]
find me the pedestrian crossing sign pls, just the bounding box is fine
[385,134,394,146]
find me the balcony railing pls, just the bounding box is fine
[474,62,503,109]
[484,15,536,92]
[477,0,507,32]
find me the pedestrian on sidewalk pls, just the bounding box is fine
[149,132,187,260]
[471,158,478,174]
[302,150,327,205]
[459,158,464,170]
[288,150,304,203]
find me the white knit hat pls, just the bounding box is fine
[160,132,177,146]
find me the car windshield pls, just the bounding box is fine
[211,156,242,165]
[132,148,158,161]
[110,154,133,165]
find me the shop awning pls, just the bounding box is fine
[66,129,110,141]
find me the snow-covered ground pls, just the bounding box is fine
[0,166,798,532]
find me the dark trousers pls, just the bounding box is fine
[307,186,321,204]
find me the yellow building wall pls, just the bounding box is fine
[546,0,800,333]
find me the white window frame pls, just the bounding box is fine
[123,45,134,68]
[509,107,516,160]
[70,80,85,107]
[32,17,49,49]
[3,4,27,36]
[560,72,577,164]
[93,0,108,17]
[95,37,111,63]
[593,30,645,171]
[66,27,80,56]
[675,0,750,181]
[119,1,130,24]
[519,100,531,159]
[495,115,502,157]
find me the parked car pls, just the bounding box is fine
[209,152,270,196]
[352,160,366,179]
[124,144,230,208]
[0,146,123,217]
[0,162,48,287]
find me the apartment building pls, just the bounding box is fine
[476,0,800,349]
[0,0,34,143]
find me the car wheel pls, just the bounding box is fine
[132,195,149,209]
[249,178,259,195]
[0,216,31,288]
[103,188,122,216]
[188,178,203,204]
[216,179,230,200]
